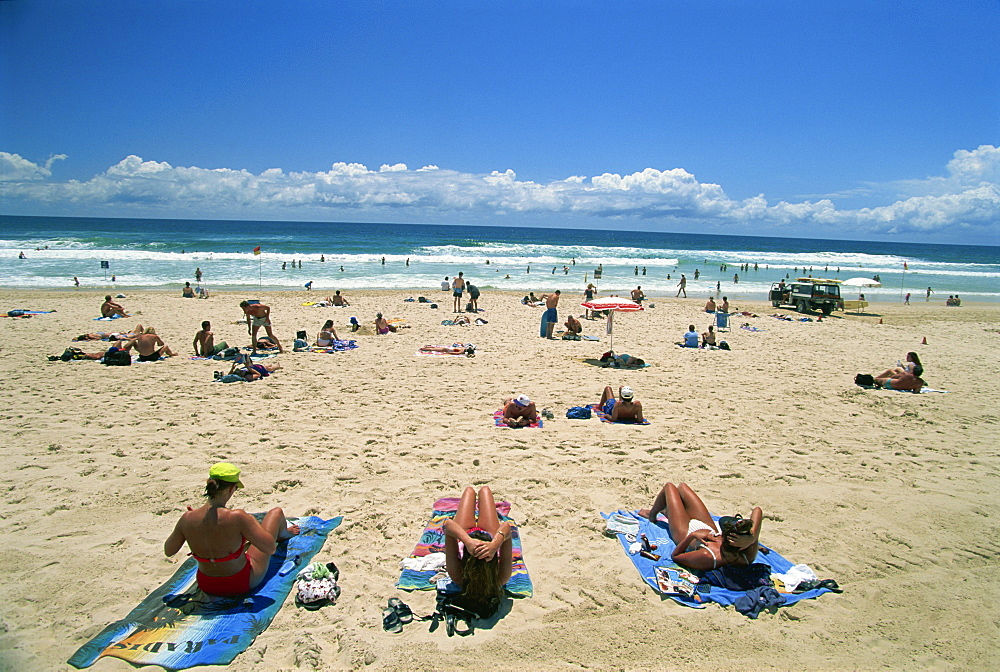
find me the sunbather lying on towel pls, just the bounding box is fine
[74,324,144,341]
[501,394,538,427]
[598,385,644,422]
[639,481,762,572]
[873,370,925,393]
[163,462,299,597]
[442,486,514,618]
[228,356,282,381]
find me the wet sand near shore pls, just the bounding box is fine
[0,288,997,670]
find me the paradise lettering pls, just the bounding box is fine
[112,635,240,654]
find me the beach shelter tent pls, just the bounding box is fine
[580,296,644,353]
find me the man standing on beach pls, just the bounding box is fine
[904,292,911,305]
[240,301,284,353]
[541,290,560,338]
[467,281,481,312]
[676,274,687,298]
[452,272,466,313]
[926,287,933,301]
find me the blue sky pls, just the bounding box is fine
[1,1,998,244]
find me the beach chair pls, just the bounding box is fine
[715,312,731,332]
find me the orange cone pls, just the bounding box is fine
[921,336,927,345]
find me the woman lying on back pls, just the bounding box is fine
[640,481,762,571]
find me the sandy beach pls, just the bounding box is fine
[0,287,997,671]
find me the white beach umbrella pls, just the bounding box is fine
[580,297,644,353]
[841,277,882,288]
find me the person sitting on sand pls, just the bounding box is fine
[679,325,699,348]
[442,486,514,618]
[874,370,925,393]
[329,290,350,307]
[720,297,730,313]
[124,327,177,361]
[639,481,762,572]
[182,282,195,298]
[631,286,645,303]
[193,321,227,356]
[598,385,644,422]
[501,394,538,427]
[228,356,282,381]
[701,325,717,348]
[101,295,129,318]
[74,324,144,341]
[704,297,717,312]
[375,313,397,335]
[563,314,583,339]
[877,351,923,380]
[163,463,300,597]
[317,319,340,346]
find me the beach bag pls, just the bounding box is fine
[215,347,240,360]
[418,296,428,303]
[103,350,131,366]
[295,562,340,610]
[566,406,592,420]
[293,338,309,351]
[718,340,731,350]
[61,347,85,361]
[855,373,875,387]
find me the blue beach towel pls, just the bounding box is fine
[68,515,341,670]
[93,315,126,320]
[600,510,833,611]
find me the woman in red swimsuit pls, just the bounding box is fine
[164,463,299,597]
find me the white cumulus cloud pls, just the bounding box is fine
[1,147,997,241]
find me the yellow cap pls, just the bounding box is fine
[208,462,244,489]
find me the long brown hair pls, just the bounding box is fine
[458,530,502,616]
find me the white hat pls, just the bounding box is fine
[620,386,634,400]
[514,394,531,407]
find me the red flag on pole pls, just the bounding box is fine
[903,261,908,270]
[253,246,261,255]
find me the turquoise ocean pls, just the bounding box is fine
[1,215,998,303]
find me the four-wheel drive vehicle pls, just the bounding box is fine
[769,278,843,314]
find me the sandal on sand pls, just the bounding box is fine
[382,608,403,633]
[388,597,413,624]
[445,612,473,637]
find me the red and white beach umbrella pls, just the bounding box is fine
[580,297,644,352]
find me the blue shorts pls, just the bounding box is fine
[603,398,616,415]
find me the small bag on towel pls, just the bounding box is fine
[855,373,875,387]
[566,406,592,420]
[295,561,341,610]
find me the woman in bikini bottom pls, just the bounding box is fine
[639,481,762,572]
[163,462,300,597]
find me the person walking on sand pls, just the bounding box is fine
[676,274,687,298]
[540,290,561,338]
[240,301,284,353]
[452,272,466,313]
[904,292,911,305]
